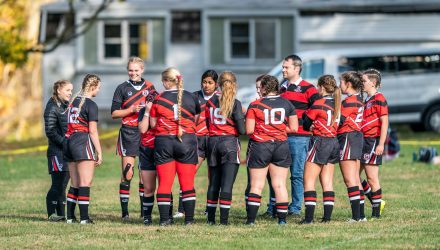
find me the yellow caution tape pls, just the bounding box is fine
[400,140,440,146]
[0,130,120,156]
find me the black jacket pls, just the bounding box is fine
[44,98,68,157]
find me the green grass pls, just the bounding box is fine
[1,128,440,249]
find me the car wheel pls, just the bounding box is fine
[424,105,440,133]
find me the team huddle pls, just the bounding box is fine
[43,54,388,226]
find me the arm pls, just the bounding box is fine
[44,105,65,146]
[245,118,255,135]
[286,115,298,133]
[138,102,153,134]
[111,102,142,119]
[302,113,314,132]
[375,115,389,155]
[235,118,246,135]
[89,121,102,165]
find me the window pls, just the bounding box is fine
[39,12,75,43]
[99,20,151,63]
[172,11,201,43]
[227,19,278,62]
[338,53,440,75]
[302,59,324,79]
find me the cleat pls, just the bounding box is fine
[347,219,358,223]
[173,212,184,219]
[278,219,287,225]
[380,200,386,215]
[359,217,367,222]
[66,216,77,224]
[143,218,152,226]
[159,219,173,227]
[207,220,216,225]
[48,213,65,222]
[320,218,331,223]
[80,219,94,224]
[299,219,313,225]
[121,214,130,221]
[245,221,255,226]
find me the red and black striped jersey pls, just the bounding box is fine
[337,94,364,134]
[193,90,214,136]
[111,79,157,127]
[66,97,98,137]
[246,96,296,142]
[280,79,320,136]
[205,93,244,136]
[303,97,338,137]
[361,92,388,138]
[138,107,155,148]
[150,90,201,136]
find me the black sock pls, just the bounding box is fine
[157,193,171,223]
[359,189,366,219]
[206,192,219,223]
[56,172,69,217]
[362,180,373,204]
[371,189,382,218]
[219,192,232,225]
[178,190,185,213]
[304,191,317,222]
[323,191,335,220]
[46,190,58,217]
[182,189,196,223]
[276,202,289,223]
[78,186,90,221]
[142,195,154,220]
[139,183,144,217]
[66,187,78,220]
[244,192,249,213]
[246,193,261,224]
[348,186,361,221]
[119,182,130,217]
[169,193,174,219]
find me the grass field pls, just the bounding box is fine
[1,126,439,249]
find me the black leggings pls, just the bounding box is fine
[207,163,239,201]
[46,172,70,217]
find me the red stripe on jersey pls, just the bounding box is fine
[305,97,338,137]
[338,94,364,134]
[362,93,388,137]
[141,129,155,148]
[121,82,155,127]
[206,96,239,136]
[195,103,208,135]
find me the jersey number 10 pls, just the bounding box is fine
[263,108,285,125]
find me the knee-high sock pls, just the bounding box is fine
[66,186,78,220]
[304,191,317,222]
[362,180,372,204]
[207,165,221,222]
[157,193,172,223]
[276,202,289,223]
[323,191,335,220]
[139,183,144,217]
[359,189,366,219]
[182,189,196,223]
[119,182,130,217]
[219,192,232,225]
[78,186,90,221]
[246,193,261,224]
[348,186,361,221]
[142,195,154,220]
[178,190,184,213]
[371,189,382,217]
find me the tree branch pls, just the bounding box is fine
[28,0,113,54]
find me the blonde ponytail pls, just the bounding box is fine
[176,75,184,142]
[218,71,237,119]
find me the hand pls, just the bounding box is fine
[375,144,384,156]
[145,102,153,113]
[95,153,102,166]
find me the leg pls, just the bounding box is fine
[66,162,79,221]
[176,161,197,224]
[156,161,176,224]
[246,167,268,224]
[119,156,135,219]
[140,170,156,225]
[340,160,361,221]
[138,172,144,218]
[244,167,251,213]
[46,172,63,219]
[219,163,240,225]
[364,164,382,218]
[288,136,310,215]
[319,163,335,222]
[266,173,276,216]
[206,165,222,224]
[76,160,96,222]
[268,164,289,224]
[303,161,322,223]
[56,171,70,217]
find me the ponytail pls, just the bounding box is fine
[218,71,237,119]
[333,87,342,124]
[176,75,184,142]
[52,80,71,107]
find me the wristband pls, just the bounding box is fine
[144,112,150,117]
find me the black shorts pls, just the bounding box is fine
[247,140,291,168]
[361,137,383,165]
[154,134,198,165]
[138,145,156,171]
[306,136,339,165]
[338,132,363,161]
[197,135,209,159]
[47,154,69,174]
[207,136,241,166]
[64,132,96,162]
[116,125,140,157]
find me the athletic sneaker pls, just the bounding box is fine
[245,221,255,226]
[121,214,130,221]
[380,200,386,215]
[173,212,184,218]
[80,219,94,224]
[359,217,367,222]
[159,219,173,227]
[48,213,65,222]
[66,217,77,224]
[143,218,152,226]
